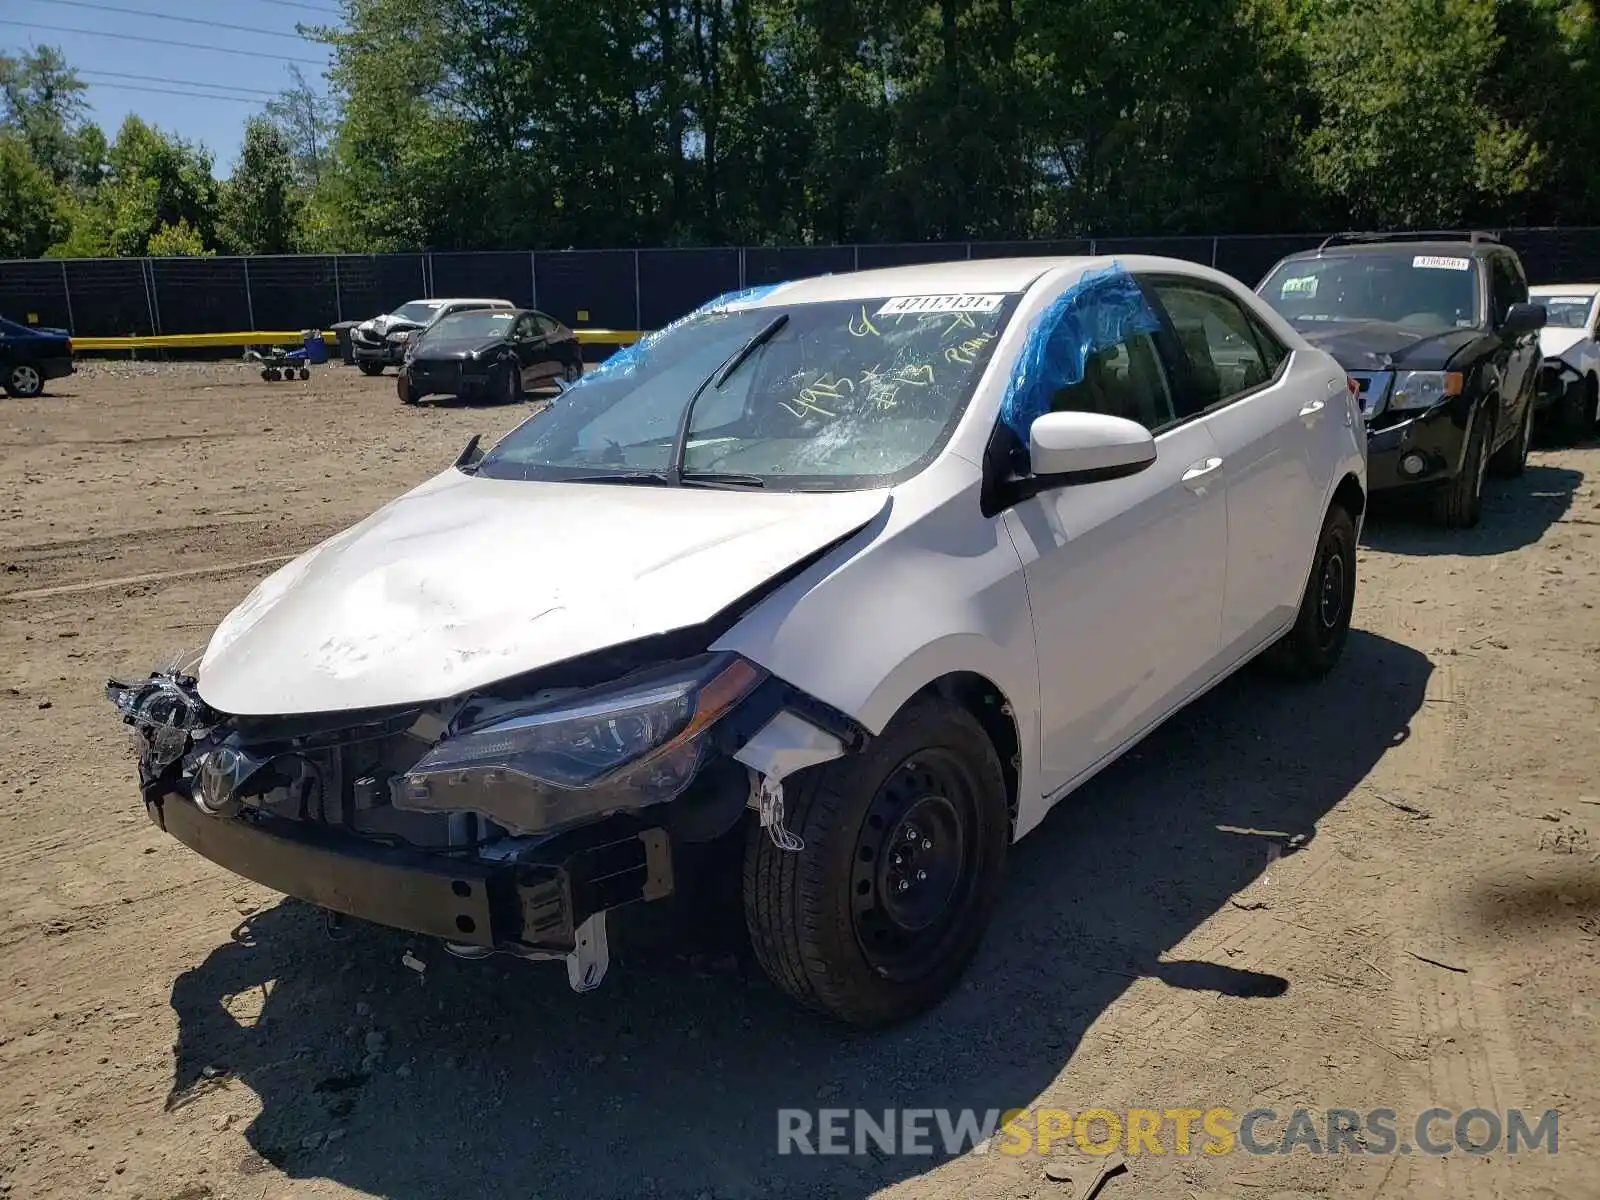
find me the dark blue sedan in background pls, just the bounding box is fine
[0,317,74,398]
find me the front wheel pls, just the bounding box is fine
[357,360,385,377]
[742,698,1010,1027]
[1489,398,1533,478]
[397,373,420,405]
[1432,410,1490,529]
[6,363,44,398]
[1261,503,1357,680]
[1553,376,1596,444]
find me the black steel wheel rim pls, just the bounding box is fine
[1315,530,1350,651]
[850,749,980,981]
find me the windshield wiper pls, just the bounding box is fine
[561,470,674,486]
[666,312,789,486]
[680,471,766,489]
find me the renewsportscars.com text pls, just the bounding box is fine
[776,1106,1560,1158]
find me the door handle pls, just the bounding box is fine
[1182,457,1224,486]
[1299,398,1326,418]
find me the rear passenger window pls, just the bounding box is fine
[1049,331,1175,432]
[1150,282,1275,408]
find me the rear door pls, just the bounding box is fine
[1140,276,1332,662]
[1002,306,1228,795]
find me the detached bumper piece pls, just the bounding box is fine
[1536,359,1581,411]
[149,790,673,983]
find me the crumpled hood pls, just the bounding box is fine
[196,470,887,716]
[1539,326,1588,362]
[1297,320,1481,371]
[358,312,427,338]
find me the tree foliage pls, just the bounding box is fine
[8,2,1600,260]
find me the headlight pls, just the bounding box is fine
[393,653,765,836]
[1389,370,1463,412]
[389,329,412,344]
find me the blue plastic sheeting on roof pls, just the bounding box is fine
[998,264,1161,441]
[580,282,786,385]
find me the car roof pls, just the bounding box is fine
[1274,240,1501,265]
[1530,283,1600,295]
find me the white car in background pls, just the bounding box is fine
[1530,283,1600,442]
[350,297,515,375]
[108,256,1365,1027]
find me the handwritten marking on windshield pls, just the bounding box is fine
[782,373,852,419]
[944,332,996,365]
[848,306,881,338]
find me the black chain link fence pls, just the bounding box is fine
[5,229,1600,339]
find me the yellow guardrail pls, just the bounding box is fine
[69,328,646,351]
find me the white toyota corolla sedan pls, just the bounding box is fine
[108,256,1366,1026]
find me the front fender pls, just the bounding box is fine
[713,456,1043,838]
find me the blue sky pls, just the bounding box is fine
[2,0,341,174]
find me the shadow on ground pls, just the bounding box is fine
[166,631,1430,1200]
[1361,463,1585,557]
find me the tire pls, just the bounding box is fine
[298,367,310,381]
[1553,376,1595,444]
[397,374,419,405]
[742,697,1010,1027]
[1260,503,1357,680]
[500,360,523,403]
[357,361,385,377]
[1431,408,1490,529]
[1489,397,1533,478]
[5,363,44,398]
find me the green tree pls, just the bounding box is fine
[265,65,338,188]
[1294,0,1539,227]
[0,132,66,257]
[147,217,214,256]
[0,46,89,185]
[221,118,300,253]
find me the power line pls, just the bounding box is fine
[81,81,268,105]
[80,69,282,98]
[47,0,315,41]
[233,0,343,14]
[0,21,317,64]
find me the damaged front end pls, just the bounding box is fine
[107,647,866,992]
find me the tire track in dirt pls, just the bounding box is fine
[1378,555,1526,1200]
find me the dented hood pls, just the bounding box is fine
[197,469,886,716]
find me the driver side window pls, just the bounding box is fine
[1048,332,1176,432]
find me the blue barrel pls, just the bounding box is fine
[301,330,329,364]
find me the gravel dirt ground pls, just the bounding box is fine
[1,362,1597,1200]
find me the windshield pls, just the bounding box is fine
[1260,253,1480,333]
[474,293,1020,490]
[391,301,445,324]
[424,310,518,340]
[1533,294,1594,330]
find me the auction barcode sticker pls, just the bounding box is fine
[1413,255,1471,271]
[876,294,1005,316]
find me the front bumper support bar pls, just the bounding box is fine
[148,790,674,960]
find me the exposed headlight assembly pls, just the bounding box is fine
[393,653,765,836]
[1389,370,1463,412]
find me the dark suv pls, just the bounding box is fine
[1257,233,1546,528]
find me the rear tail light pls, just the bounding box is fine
[1347,376,1360,397]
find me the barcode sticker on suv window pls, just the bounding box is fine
[875,294,1005,316]
[1413,255,1471,271]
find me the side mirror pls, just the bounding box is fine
[1503,302,1546,336]
[1028,411,1156,484]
